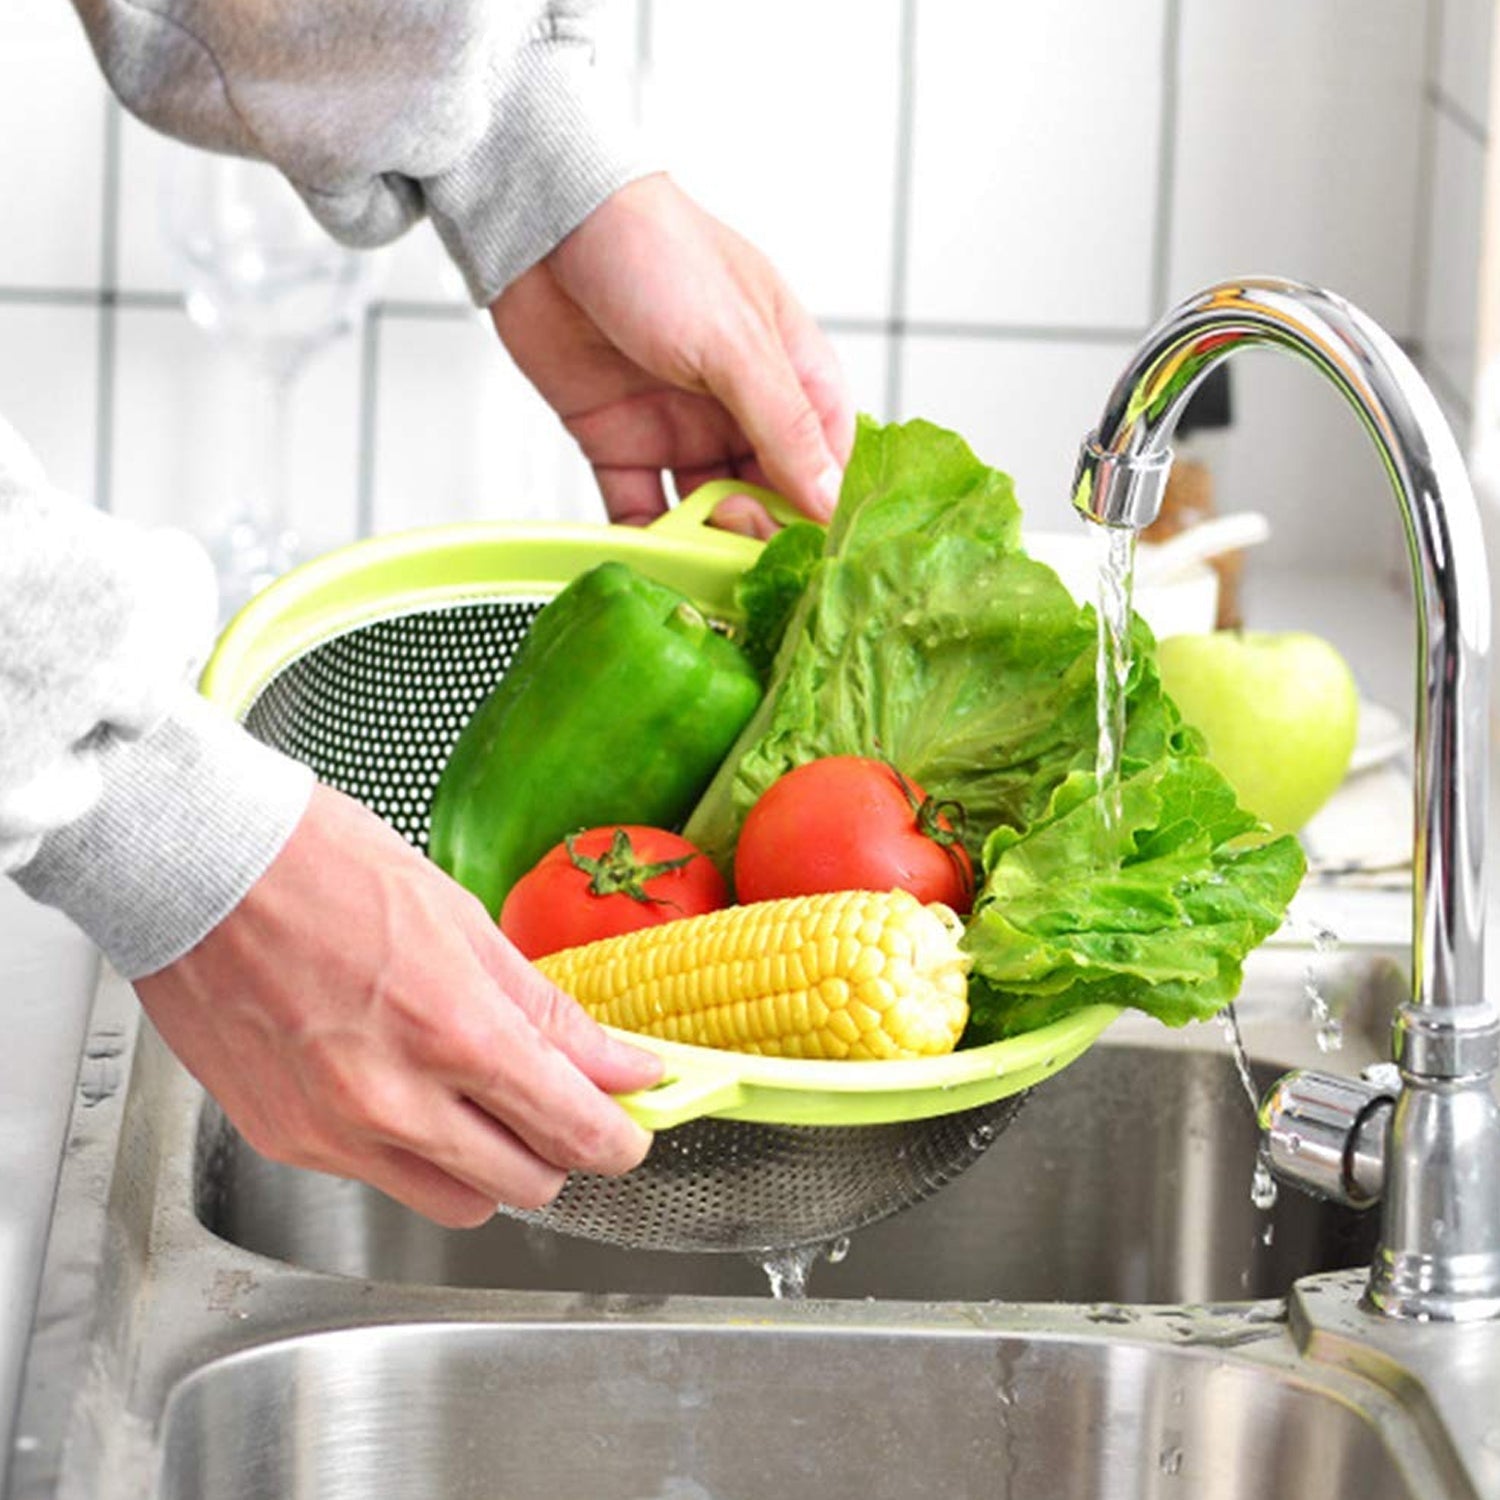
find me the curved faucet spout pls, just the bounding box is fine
[1072,276,1500,1321]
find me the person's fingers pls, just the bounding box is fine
[350,1141,523,1229]
[708,493,780,539]
[465,917,665,1095]
[781,307,856,470]
[373,1095,571,1211]
[595,465,670,527]
[699,325,844,523]
[430,939,655,1174]
[462,1027,655,1178]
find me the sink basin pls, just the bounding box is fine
[18,946,1496,1500]
[195,1040,1378,1302]
[152,1319,1446,1500]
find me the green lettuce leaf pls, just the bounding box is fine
[684,413,1305,1034]
[962,762,1306,1039]
[734,520,825,679]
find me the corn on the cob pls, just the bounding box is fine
[535,888,971,1060]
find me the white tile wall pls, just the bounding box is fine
[0,1,106,290]
[642,0,904,324]
[115,116,186,297]
[904,2,1167,331]
[1172,2,1428,335]
[0,0,1491,596]
[1438,0,1497,130]
[0,303,97,499]
[824,330,893,428]
[110,305,364,556]
[370,310,603,534]
[1423,111,1489,416]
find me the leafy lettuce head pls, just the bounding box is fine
[686,415,1304,1037]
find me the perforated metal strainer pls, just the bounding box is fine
[203,486,1117,1253]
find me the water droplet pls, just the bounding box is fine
[1251,1151,1279,1211]
[1219,1004,1261,1118]
[755,1236,853,1297]
[758,1245,820,1300]
[1158,1445,1184,1476]
[1261,1222,1275,1247]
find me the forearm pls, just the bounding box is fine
[0,417,313,979]
[69,0,654,301]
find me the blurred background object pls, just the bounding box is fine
[162,152,380,618]
[0,0,1495,613]
[1141,365,1245,628]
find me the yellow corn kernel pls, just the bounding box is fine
[535,889,971,1060]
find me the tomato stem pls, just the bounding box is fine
[883,759,976,905]
[564,828,698,904]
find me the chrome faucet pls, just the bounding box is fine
[1072,275,1500,1322]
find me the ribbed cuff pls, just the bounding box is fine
[13,692,314,980]
[424,27,658,304]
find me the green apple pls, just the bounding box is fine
[1154,630,1360,836]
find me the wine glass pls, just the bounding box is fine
[161,149,380,619]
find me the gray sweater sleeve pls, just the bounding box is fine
[70,0,652,302]
[1,417,314,980]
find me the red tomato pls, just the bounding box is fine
[501,825,728,960]
[733,756,974,912]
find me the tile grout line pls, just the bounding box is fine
[1425,79,1491,148]
[2,283,1150,348]
[1408,0,1444,345]
[634,0,653,125]
[1149,0,1183,318]
[355,306,382,540]
[1424,353,1476,427]
[0,289,195,309]
[862,318,1147,344]
[883,0,919,420]
[93,99,123,515]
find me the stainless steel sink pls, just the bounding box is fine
[153,1316,1455,1500]
[11,941,1500,1500]
[196,1041,1379,1303]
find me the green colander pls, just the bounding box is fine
[202,481,1118,1251]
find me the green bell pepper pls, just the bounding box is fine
[428,560,763,917]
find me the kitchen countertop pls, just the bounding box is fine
[0,560,1442,1484]
[0,885,97,1476]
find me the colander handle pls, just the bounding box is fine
[615,1060,748,1132]
[648,480,809,545]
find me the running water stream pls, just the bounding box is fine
[1092,526,1138,836]
[756,1236,851,1299]
[1088,528,1349,1217]
[1220,1002,1280,1213]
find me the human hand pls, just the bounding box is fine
[490,173,855,532]
[133,783,661,1228]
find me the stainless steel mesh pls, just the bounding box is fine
[241,596,1026,1253]
[510,1102,1026,1253]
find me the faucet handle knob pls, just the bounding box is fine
[1258,1069,1397,1210]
